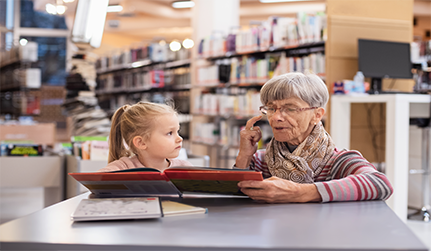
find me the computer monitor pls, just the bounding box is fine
[358,39,412,94]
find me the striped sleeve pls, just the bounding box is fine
[314,150,393,202]
[249,150,272,178]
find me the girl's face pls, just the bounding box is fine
[144,113,183,159]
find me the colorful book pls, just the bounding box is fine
[68,166,263,197]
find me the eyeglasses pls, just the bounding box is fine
[259,105,318,116]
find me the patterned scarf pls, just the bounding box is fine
[265,122,335,183]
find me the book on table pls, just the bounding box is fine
[70,197,208,221]
[71,197,163,221]
[161,200,208,217]
[68,166,263,197]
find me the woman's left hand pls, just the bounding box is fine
[238,176,322,203]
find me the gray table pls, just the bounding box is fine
[0,193,427,251]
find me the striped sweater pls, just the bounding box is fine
[248,148,393,202]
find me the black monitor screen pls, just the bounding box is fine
[358,39,412,79]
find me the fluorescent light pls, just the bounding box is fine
[71,0,109,48]
[172,1,195,8]
[106,5,123,13]
[259,0,312,2]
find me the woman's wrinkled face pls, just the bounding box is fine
[266,97,318,145]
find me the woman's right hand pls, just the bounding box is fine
[235,115,263,168]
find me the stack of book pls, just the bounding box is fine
[62,92,111,137]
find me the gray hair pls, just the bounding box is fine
[260,72,329,108]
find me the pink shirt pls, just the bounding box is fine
[98,155,193,172]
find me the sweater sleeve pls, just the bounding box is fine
[313,150,393,202]
[248,150,272,179]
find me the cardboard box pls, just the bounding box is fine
[0,123,56,145]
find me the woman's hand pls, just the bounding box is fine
[238,176,322,203]
[235,115,263,168]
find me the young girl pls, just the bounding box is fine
[98,101,193,172]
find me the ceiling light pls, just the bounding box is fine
[46,3,57,14]
[106,5,123,13]
[56,5,67,15]
[159,40,166,46]
[19,39,28,46]
[169,40,181,51]
[172,1,195,8]
[182,38,194,49]
[63,0,75,3]
[259,0,312,2]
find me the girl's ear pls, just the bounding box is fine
[133,136,147,150]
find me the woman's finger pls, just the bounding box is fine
[245,115,263,131]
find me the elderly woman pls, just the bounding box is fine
[236,72,393,203]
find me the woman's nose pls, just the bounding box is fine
[270,109,284,121]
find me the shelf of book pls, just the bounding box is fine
[95,46,192,116]
[0,43,43,119]
[95,84,192,96]
[201,41,325,61]
[96,58,192,75]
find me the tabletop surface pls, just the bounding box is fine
[0,192,428,251]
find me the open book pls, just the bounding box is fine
[69,166,263,197]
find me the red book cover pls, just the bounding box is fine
[164,167,263,196]
[69,167,263,197]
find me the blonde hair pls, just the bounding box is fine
[260,72,329,108]
[108,101,177,163]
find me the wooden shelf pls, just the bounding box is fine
[95,84,192,95]
[96,58,191,75]
[200,41,325,60]
[192,82,266,89]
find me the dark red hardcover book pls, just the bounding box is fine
[69,166,263,197]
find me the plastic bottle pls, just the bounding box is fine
[353,71,365,93]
